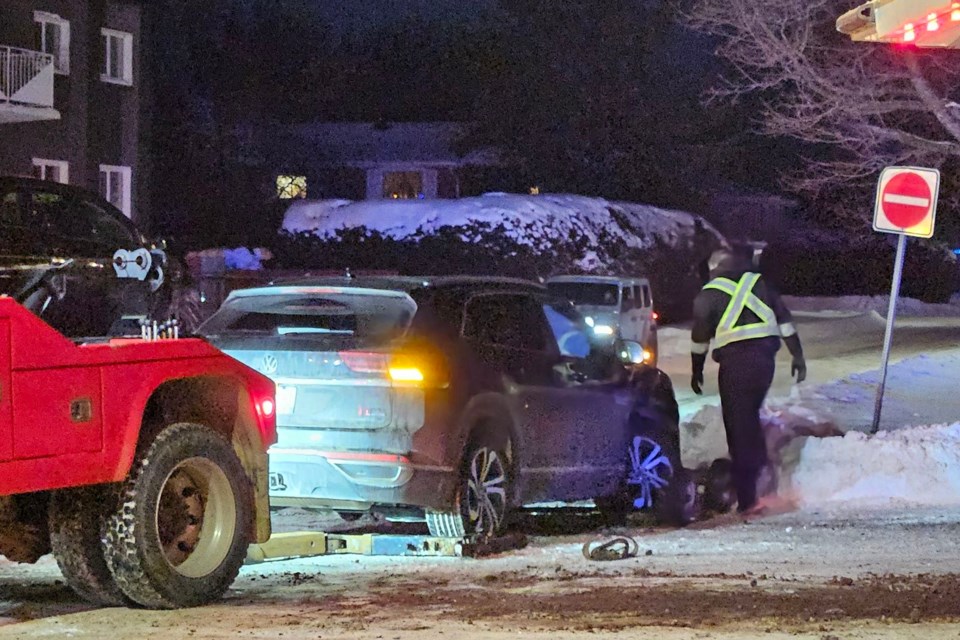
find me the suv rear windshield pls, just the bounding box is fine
[547,282,619,307]
[199,290,417,343]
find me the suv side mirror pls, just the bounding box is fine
[616,339,651,365]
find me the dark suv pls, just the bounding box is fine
[200,275,697,536]
[0,177,184,338]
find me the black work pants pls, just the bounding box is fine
[716,341,777,512]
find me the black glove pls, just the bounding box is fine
[791,356,807,383]
[691,371,704,395]
[691,352,706,395]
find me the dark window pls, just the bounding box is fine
[72,197,138,250]
[200,292,415,343]
[463,294,549,351]
[641,284,652,308]
[546,282,619,307]
[409,288,464,336]
[622,285,638,311]
[0,189,45,255]
[33,190,137,256]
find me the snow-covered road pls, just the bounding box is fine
[2,296,960,638]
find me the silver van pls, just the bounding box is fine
[546,275,658,366]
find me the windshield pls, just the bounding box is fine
[198,289,417,344]
[547,282,620,307]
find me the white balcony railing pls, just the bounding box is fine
[0,46,55,108]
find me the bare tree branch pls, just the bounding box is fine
[684,0,960,203]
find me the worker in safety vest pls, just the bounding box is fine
[690,248,806,514]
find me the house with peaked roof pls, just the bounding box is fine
[266,121,498,202]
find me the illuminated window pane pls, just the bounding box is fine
[382,171,423,199]
[277,175,307,199]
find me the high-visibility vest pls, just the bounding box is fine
[702,273,779,349]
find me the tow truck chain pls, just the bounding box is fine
[582,536,640,561]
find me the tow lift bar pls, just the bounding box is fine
[246,531,528,563]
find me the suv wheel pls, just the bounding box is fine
[426,431,511,539]
[598,409,700,527]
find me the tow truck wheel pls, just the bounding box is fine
[49,486,129,607]
[103,423,252,609]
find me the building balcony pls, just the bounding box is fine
[0,46,61,124]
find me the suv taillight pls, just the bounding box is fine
[338,351,388,374]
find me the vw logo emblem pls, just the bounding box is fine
[260,354,279,375]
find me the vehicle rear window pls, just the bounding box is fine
[199,290,417,343]
[546,282,619,307]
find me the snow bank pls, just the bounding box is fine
[682,399,960,511]
[783,424,960,508]
[282,192,722,254]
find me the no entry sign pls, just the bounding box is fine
[870,164,941,433]
[873,166,940,238]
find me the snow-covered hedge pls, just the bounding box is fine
[276,193,726,321]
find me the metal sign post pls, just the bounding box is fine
[871,234,906,434]
[869,166,940,434]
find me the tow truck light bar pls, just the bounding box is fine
[838,0,960,47]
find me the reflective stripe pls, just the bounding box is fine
[702,274,779,349]
[691,341,710,355]
[779,322,797,337]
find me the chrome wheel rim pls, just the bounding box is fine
[465,447,507,536]
[627,436,674,509]
[155,457,237,578]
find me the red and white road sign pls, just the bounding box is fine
[873,166,940,238]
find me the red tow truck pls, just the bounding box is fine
[0,297,276,609]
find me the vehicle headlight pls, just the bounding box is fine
[584,316,595,328]
[593,324,614,336]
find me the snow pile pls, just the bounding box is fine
[681,393,960,511]
[783,423,960,508]
[784,295,960,318]
[282,192,722,254]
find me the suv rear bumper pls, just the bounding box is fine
[267,447,458,512]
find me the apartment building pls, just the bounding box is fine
[0,1,146,224]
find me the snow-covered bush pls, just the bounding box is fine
[274,194,726,322]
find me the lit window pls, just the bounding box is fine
[382,171,423,199]
[34,12,70,74]
[277,175,307,199]
[101,28,133,86]
[32,158,69,184]
[99,165,132,218]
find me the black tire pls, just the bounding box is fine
[427,430,512,539]
[652,465,699,527]
[49,486,129,607]
[103,423,253,609]
[703,458,735,514]
[594,491,633,527]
